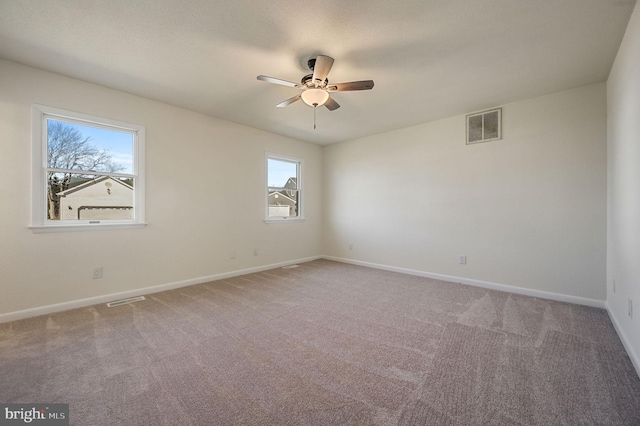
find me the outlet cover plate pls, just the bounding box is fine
[93,267,103,279]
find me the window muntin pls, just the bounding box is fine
[31,105,145,232]
[266,155,301,220]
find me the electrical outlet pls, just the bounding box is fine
[253,248,259,256]
[612,279,616,293]
[92,267,103,279]
[459,255,467,265]
[229,251,236,259]
[629,299,633,318]
[349,242,353,250]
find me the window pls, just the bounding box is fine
[266,155,302,221]
[31,105,145,232]
[466,108,502,144]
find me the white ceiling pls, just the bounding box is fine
[0,0,636,145]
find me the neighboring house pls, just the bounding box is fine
[283,177,297,198]
[268,177,298,217]
[268,190,297,217]
[57,176,133,220]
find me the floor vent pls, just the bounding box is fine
[282,265,300,269]
[106,296,146,308]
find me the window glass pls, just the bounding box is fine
[267,156,301,219]
[46,120,133,173]
[45,119,137,221]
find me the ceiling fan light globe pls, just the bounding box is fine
[301,89,329,107]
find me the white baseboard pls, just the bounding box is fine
[322,256,606,309]
[605,302,640,378]
[0,254,606,320]
[0,256,322,324]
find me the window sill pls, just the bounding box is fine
[264,218,305,224]
[29,222,147,233]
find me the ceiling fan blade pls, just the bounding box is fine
[276,95,301,107]
[257,75,301,88]
[327,80,375,92]
[312,55,334,85]
[324,96,340,111]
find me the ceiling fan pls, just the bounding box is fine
[257,55,374,128]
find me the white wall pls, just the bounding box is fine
[0,59,323,317]
[607,2,640,372]
[323,83,607,302]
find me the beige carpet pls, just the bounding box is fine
[1,259,639,425]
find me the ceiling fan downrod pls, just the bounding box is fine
[313,104,318,129]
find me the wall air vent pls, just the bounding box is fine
[281,264,300,269]
[466,108,502,144]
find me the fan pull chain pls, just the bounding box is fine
[313,105,317,129]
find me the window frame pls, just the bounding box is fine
[265,153,303,223]
[30,104,146,233]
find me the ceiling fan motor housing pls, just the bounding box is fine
[307,58,316,70]
[301,74,328,87]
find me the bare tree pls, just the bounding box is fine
[47,121,124,219]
